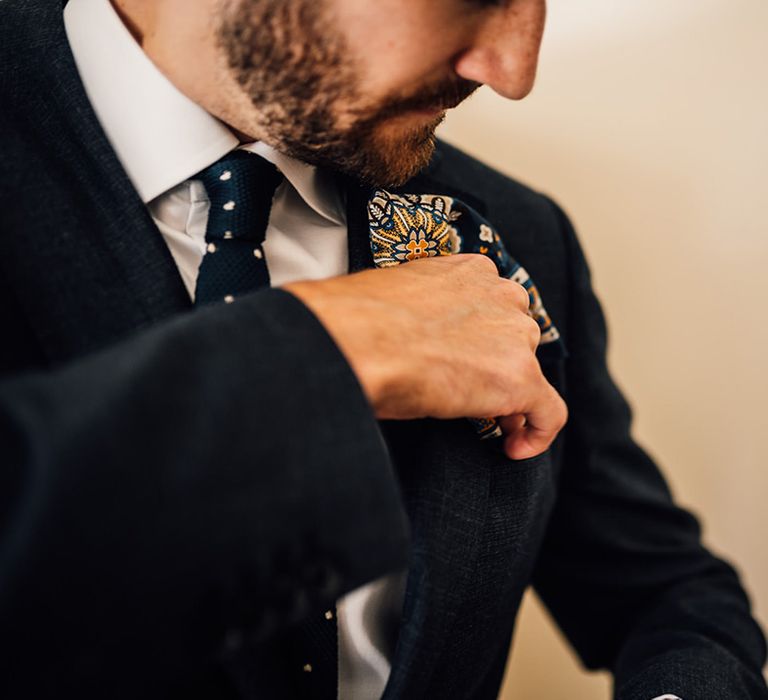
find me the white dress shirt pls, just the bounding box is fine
[64,1,404,698]
[63,3,682,699]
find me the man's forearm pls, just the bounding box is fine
[0,288,409,695]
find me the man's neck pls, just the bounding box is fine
[107,0,261,145]
[110,0,146,45]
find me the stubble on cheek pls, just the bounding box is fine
[218,0,349,144]
[216,0,451,186]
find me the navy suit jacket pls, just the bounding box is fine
[1,1,766,698]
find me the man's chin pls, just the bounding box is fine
[343,144,434,188]
[265,116,440,188]
[348,120,441,187]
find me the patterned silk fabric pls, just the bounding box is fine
[368,189,565,439]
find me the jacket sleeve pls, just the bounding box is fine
[0,288,409,693]
[531,201,768,699]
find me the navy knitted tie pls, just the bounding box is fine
[194,150,283,306]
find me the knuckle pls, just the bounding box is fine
[465,253,498,274]
[516,283,532,309]
[496,279,529,310]
[526,315,542,343]
[498,279,530,309]
[547,391,568,429]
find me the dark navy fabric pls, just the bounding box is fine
[0,1,766,699]
[194,149,339,697]
[194,150,282,305]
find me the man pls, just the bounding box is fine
[0,0,765,698]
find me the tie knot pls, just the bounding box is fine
[195,150,283,243]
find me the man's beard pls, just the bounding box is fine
[218,0,479,187]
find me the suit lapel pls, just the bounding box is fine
[380,419,495,698]
[345,178,494,696]
[343,176,377,274]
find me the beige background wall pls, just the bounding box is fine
[437,1,768,697]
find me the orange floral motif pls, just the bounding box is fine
[368,190,455,266]
[406,238,430,260]
[394,231,439,261]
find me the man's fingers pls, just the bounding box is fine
[503,423,553,461]
[497,413,526,435]
[499,387,568,461]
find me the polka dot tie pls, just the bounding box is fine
[193,150,284,306]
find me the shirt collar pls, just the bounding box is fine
[63,0,344,225]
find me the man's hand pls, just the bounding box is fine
[283,255,567,460]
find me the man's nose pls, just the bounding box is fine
[453,0,546,100]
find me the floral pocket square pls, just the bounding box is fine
[368,189,565,439]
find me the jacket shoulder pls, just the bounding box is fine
[405,140,568,258]
[426,140,555,217]
[0,0,65,95]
